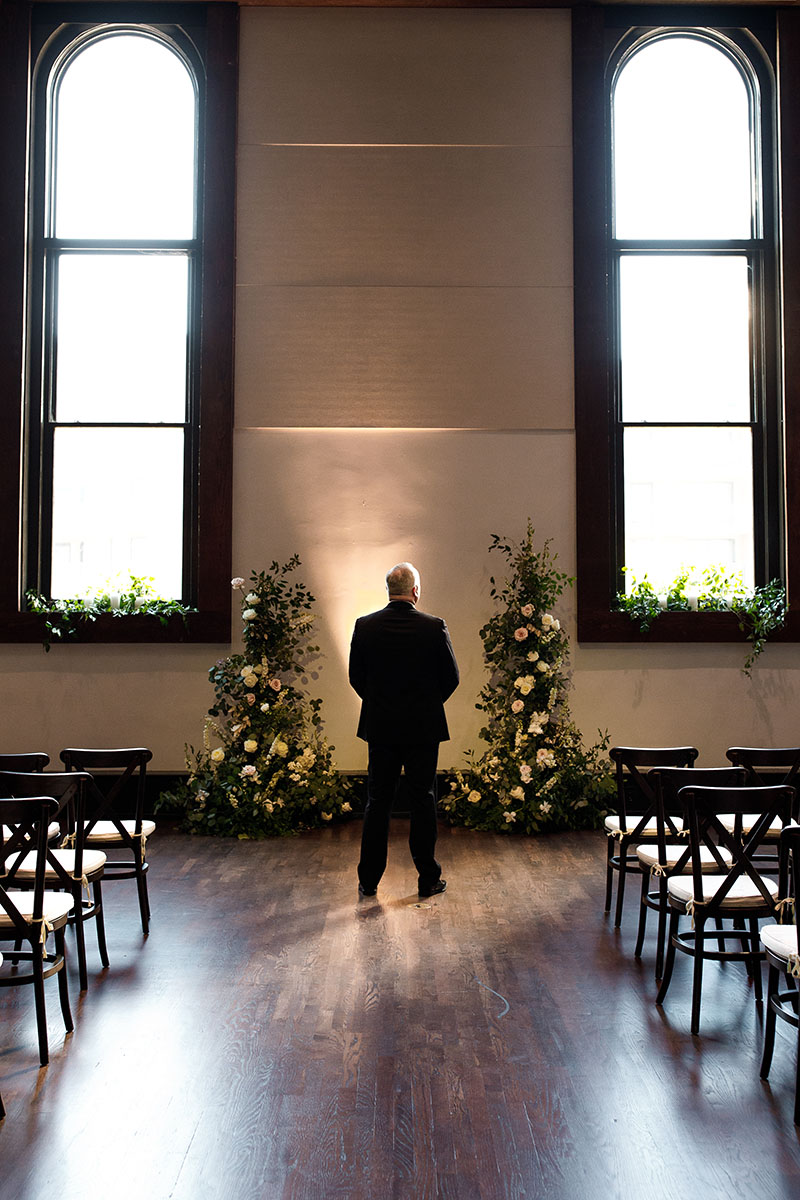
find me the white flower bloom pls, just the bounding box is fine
[467,789,481,804]
[260,702,270,713]
[245,592,258,604]
[244,739,258,753]
[536,748,557,768]
[240,665,254,677]
[520,604,534,618]
[504,811,517,823]
[536,661,549,674]
[231,577,245,589]
[342,802,352,813]
[272,740,289,758]
[540,801,552,814]
[519,764,532,784]
[210,747,225,763]
[242,609,257,621]
[541,613,555,628]
[240,764,257,778]
[510,786,525,801]
[243,674,258,688]
[527,650,540,663]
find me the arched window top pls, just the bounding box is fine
[51,30,197,241]
[612,33,756,240]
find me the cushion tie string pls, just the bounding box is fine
[787,952,800,979]
[31,915,54,957]
[775,896,795,924]
[60,832,75,850]
[71,873,90,903]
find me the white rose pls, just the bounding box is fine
[243,674,258,688]
[244,739,257,753]
[536,661,549,673]
[542,613,555,628]
[245,592,258,604]
[260,702,270,713]
[231,577,245,588]
[210,748,225,763]
[527,650,539,662]
[242,609,257,621]
[467,789,481,804]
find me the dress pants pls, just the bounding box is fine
[358,741,442,891]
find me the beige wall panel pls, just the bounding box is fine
[236,145,573,288]
[235,285,574,430]
[239,9,571,149]
[0,644,230,774]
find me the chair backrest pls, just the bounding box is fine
[609,746,699,834]
[726,747,800,795]
[0,795,59,934]
[0,753,49,772]
[678,784,795,915]
[59,748,152,837]
[648,765,747,871]
[778,823,800,925]
[0,770,91,886]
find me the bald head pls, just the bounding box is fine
[386,562,420,603]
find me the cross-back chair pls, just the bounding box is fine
[724,748,800,872]
[59,748,154,934]
[656,783,795,1035]
[605,746,699,927]
[634,764,747,978]
[0,795,74,1065]
[0,770,108,992]
[759,823,800,1125]
[0,754,49,772]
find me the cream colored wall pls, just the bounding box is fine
[3,8,799,773]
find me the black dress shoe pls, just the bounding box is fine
[418,879,446,898]
[358,883,377,897]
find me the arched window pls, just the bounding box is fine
[0,2,237,644]
[573,7,799,644]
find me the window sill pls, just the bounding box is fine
[578,608,800,645]
[0,610,231,645]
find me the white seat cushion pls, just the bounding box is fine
[2,822,60,841]
[605,815,658,837]
[0,890,74,926]
[760,921,798,960]
[718,814,782,839]
[668,873,778,909]
[11,848,106,881]
[637,844,733,873]
[84,819,155,844]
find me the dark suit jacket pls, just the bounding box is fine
[349,601,460,744]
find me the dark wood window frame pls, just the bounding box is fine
[0,1,237,645]
[573,4,800,645]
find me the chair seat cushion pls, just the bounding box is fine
[718,814,782,839]
[605,815,658,837]
[3,822,60,842]
[637,844,733,872]
[10,849,107,881]
[0,890,74,926]
[84,819,155,844]
[668,873,778,909]
[760,921,798,960]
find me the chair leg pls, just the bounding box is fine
[634,867,649,958]
[94,881,110,969]
[795,1016,800,1126]
[691,920,705,1035]
[614,840,631,928]
[71,887,88,992]
[55,928,73,1036]
[760,963,780,1079]
[32,943,49,1067]
[605,837,615,913]
[748,918,763,1001]
[656,909,679,1005]
[655,876,669,980]
[135,861,150,935]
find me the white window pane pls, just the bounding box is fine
[624,427,754,589]
[55,254,188,423]
[50,428,184,599]
[614,37,753,239]
[620,256,751,423]
[55,34,196,240]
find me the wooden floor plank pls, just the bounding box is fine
[2,819,800,1199]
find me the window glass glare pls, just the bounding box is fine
[624,427,755,589]
[620,255,751,423]
[55,254,189,423]
[614,37,753,239]
[54,34,195,239]
[50,428,185,600]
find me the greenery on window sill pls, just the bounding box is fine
[615,566,788,675]
[25,575,196,652]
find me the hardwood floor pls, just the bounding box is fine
[1,819,800,1199]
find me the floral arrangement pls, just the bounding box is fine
[26,573,194,651]
[443,524,613,833]
[162,557,354,837]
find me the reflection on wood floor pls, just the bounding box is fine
[1,818,799,1199]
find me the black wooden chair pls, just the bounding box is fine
[0,795,74,1065]
[634,764,746,978]
[60,748,154,934]
[724,747,800,871]
[605,746,699,926]
[656,783,795,1035]
[0,770,108,992]
[0,753,49,771]
[760,823,800,1125]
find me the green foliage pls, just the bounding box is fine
[160,560,355,837]
[26,574,195,651]
[615,565,787,674]
[443,523,614,834]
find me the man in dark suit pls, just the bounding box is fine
[349,562,460,898]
